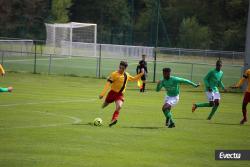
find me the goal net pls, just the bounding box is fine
[0,39,34,56]
[45,22,97,57]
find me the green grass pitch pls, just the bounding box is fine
[0,72,249,167]
[2,55,242,86]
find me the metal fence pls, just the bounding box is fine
[0,40,244,86]
[157,47,244,65]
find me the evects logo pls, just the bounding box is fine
[219,152,241,159]
[215,150,250,160]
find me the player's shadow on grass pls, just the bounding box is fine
[72,122,93,126]
[72,123,164,129]
[122,126,164,130]
[128,88,154,91]
[209,122,250,126]
[175,118,250,126]
[175,117,205,121]
[185,90,242,94]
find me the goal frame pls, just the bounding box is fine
[45,22,97,57]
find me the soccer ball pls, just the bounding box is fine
[93,118,103,126]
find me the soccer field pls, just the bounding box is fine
[0,73,249,167]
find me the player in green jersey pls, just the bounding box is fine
[156,68,200,128]
[192,60,226,120]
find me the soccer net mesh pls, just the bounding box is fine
[0,39,34,56]
[45,22,154,59]
[97,43,154,59]
[45,22,97,57]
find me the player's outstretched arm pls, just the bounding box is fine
[176,77,199,87]
[156,80,163,92]
[219,80,227,92]
[231,70,249,89]
[99,73,115,99]
[218,73,226,91]
[230,85,238,89]
[230,84,241,89]
[99,82,111,99]
[234,77,246,89]
[185,79,199,87]
[195,82,201,88]
[128,68,145,82]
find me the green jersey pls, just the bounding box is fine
[204,69,225,92]
[156,76,198,96]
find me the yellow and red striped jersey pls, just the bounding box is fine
[100,71,143,96]
[236,69,250,92]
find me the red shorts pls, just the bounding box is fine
[243,92,250,103]
[105,90,124,103]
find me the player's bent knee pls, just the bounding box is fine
[162,104,171,111]
[214,100,219,106]
[116,106,122,110]
[209,101,214,107]
[115,100,123,111]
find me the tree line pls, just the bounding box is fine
[0,0,248,51]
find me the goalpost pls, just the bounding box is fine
[45,22,97,57]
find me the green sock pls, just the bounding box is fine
[195,103,211,108]
[163,109,174,124]
[208,106,218,119]
[0,88,8,92]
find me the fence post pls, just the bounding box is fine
[178,48,181,57]
[95,44,99,78]
[98,44,102,78]
[33,40,37,74]
[40,41,43,56]
[190,63,194,81]
[48,54,52,74]
[153,0,160,83]
[232,51,235,65]
[153,47,157,82]
[204,50,207,62]
[21,44,23,57]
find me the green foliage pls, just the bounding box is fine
[133,1,156,45]
[178,17,211,49]
[0,0,248,50]
[223,27,246,51]
[70,0,130,44]
[0,0,50,39]
[51,0,72,23]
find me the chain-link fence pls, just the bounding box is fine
[0,39,244,86]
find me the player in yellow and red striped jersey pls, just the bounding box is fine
[99,61,144,127]
[231,69,250,124]
[0,64,13,93]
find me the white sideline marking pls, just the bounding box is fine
[33,110,82,124]
[0,98,96,107]
[0,110,82,130]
